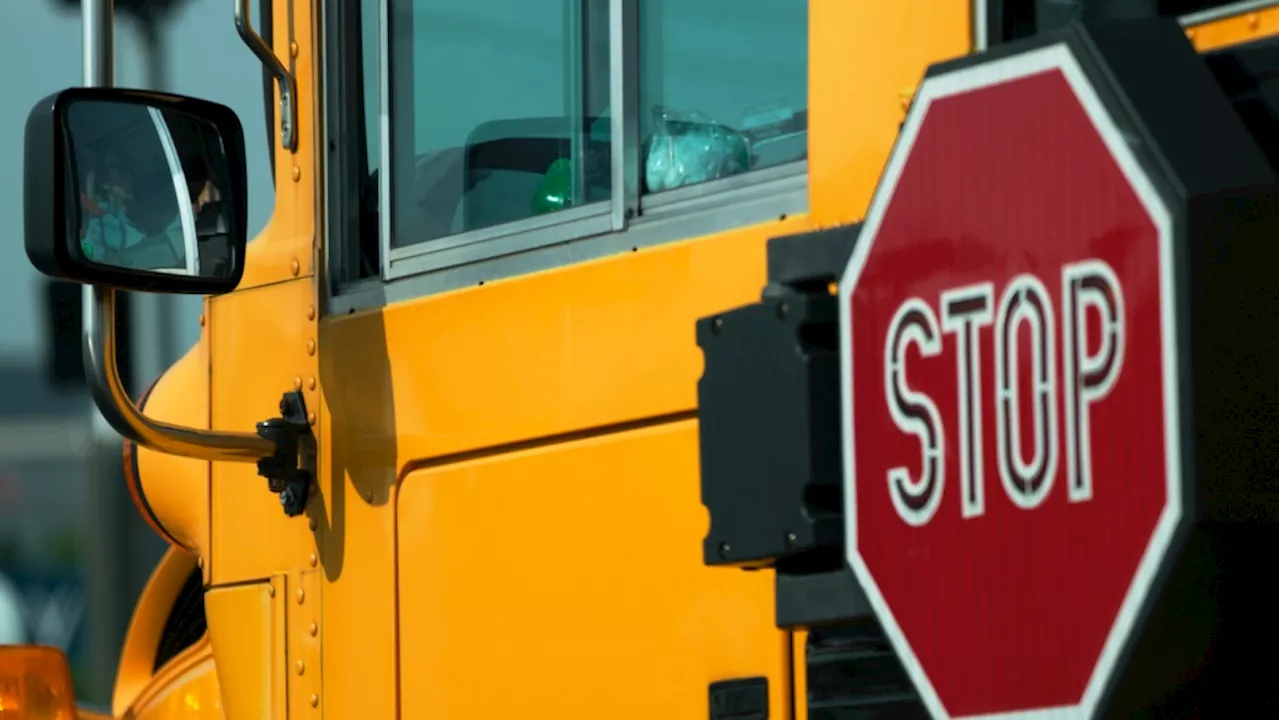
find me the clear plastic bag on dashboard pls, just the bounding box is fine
[644,106,751,193]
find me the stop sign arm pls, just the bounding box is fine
[837,15,1276,720]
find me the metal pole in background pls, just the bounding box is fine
[80,0,136,707]
[52,0,185,704]
[82,0,111,85]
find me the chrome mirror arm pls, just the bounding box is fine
[83,285,276,462]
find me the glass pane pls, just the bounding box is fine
[390,0,611,250]
[362,0,381,175]
[65,102,237,281]
[640,0,808,194]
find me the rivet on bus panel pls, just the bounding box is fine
[307,413,317,426]
[310,694,319,708]
[297,588,305,604]
[309,622,318,637]
[306,339,316,356]
[290,41,299,58]
[198,314,205,327]
[306,305,316,320]
[307,377,317,391]
[1248,12,1260,29]
[291,259,301,276]
[296,660,305,675]
[268,586,276,598]
[309,553,318,567]
[293,377,303,390]
[292,166,301,182]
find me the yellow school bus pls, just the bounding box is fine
[2,0,1275,719]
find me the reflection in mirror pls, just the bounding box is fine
[64,100,238,281]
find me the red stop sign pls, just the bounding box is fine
[838,45,1185,718]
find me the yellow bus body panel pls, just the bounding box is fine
[1187,3,1278,51]
[130,656,223,720]
[397,420,790,719]
[204,578,286,720]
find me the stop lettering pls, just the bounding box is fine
[838,44,1185,719]
[882,261,1124,526]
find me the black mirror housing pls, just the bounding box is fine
[24,87,250,295]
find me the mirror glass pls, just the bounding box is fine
[63,100,238,281]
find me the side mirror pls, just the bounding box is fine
[24,87,249,295]
[20,89,291,503]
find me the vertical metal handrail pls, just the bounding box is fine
[235,0,298,151]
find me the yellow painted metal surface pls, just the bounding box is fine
[809,0,971,226]
[320,215,808,466]
[113,549,202,715]
[236,0,318,292]
[314,393,398,720]
[1186,3,1278,51]
[131,657,223,720]
[204,578,285,720]
[792,632,808,720]
[397,419,788,719]
[316,219,814,720]
[208,278,320,586]
[287,570,323,717]
[132,330,211,566]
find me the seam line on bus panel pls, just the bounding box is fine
[396,409,699,480]
[225,271,318,295]
[203,576,280,591]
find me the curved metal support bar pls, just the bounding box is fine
[235,0,298,151]
[84,286,276,462]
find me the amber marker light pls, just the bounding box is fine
[0,645,77,720]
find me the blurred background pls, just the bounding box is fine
[0,0,274,706]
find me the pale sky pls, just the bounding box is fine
[0,0,274,363]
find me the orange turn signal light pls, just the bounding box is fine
[0,645,77,720]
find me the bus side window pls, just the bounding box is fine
[386,0,611,250]
[371,0,809,255]
[639,0,808,194]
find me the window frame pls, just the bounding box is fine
[321,0,811,305]
[1173,0,1278,25]
[321,0,370,290]
[976,0,1278,48]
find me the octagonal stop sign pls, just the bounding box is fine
[832,21,1252,720]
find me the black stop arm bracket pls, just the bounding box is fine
[255,390,313,517]
[696,223,873,628]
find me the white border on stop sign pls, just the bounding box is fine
[837,41,1182,720]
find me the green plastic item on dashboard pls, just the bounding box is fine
[531,158,574,216]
